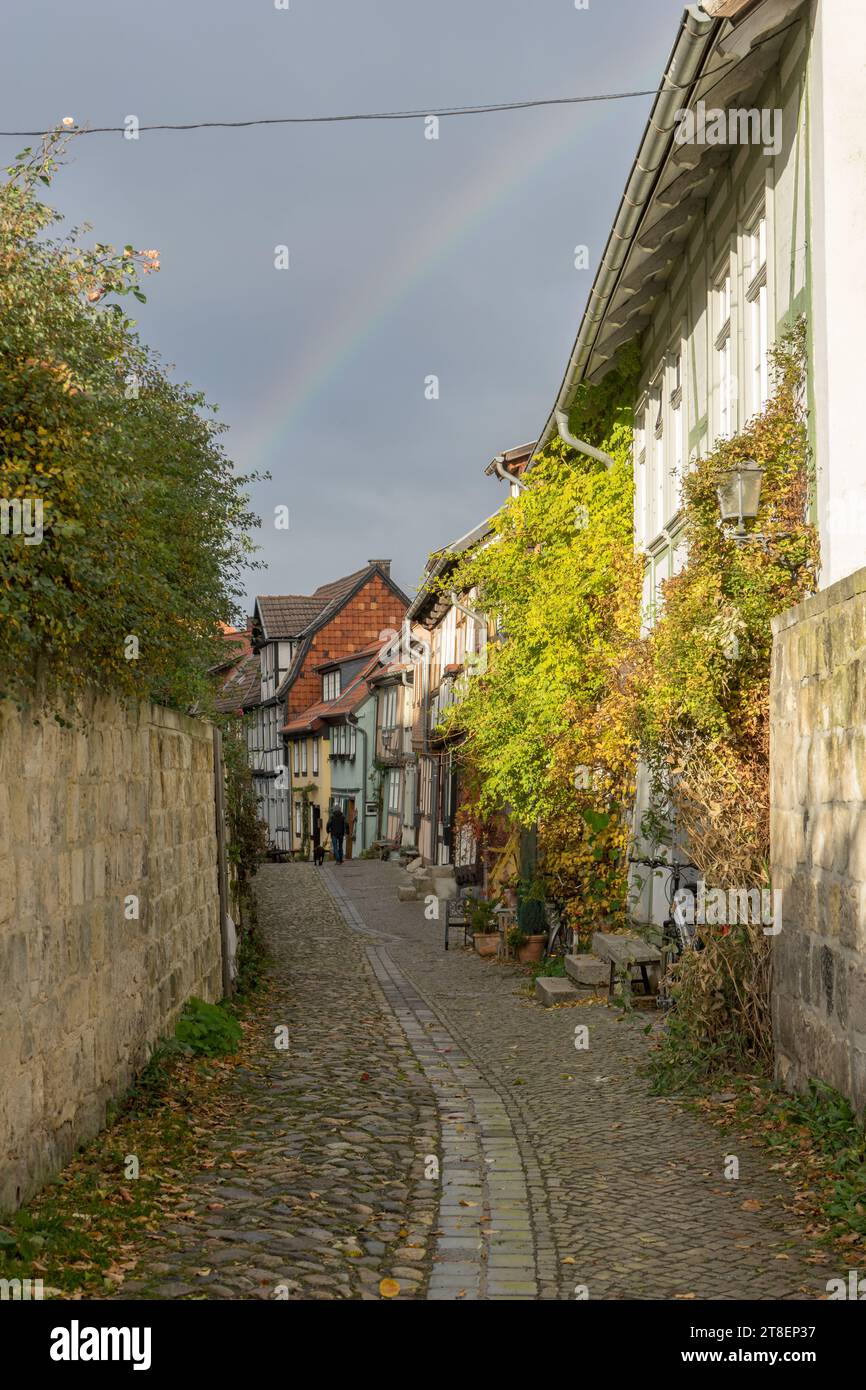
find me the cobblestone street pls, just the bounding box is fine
[126,861,829,1301]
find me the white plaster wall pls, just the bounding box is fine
[809,0,866,589]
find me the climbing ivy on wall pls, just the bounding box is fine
[439,346,643,937]
[640,318,817,1076]
[636,318,816,885]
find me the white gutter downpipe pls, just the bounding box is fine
[528,3,717,471]
[491,454,528,490]
[553,409,617,470]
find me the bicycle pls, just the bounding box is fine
[627,853,699,1008]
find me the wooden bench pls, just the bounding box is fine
[592,931,662,1000]
[371,838,399,861]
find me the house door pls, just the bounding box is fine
[437,752,456,865]
[345,798,356,859]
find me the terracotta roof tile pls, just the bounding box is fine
[256,595,328,639]
[214,651,260,713]
[311,566,371,603]
[282,653,380,733]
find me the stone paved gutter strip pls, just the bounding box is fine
[323,867,542,1300]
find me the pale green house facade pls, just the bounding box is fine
[532,0,866,923]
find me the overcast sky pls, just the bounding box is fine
[2,0,685,613]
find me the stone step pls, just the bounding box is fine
[564,955,610,989]
[535,976,579,1007]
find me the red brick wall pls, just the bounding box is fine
[285,575,407,719]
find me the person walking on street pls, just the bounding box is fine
[326,803,346,864]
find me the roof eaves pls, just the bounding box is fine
[483,441,536,476]
[530,3,718,464]
[298,564,410,642]
[407,514,497,621]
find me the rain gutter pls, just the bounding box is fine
[528,3,718,470]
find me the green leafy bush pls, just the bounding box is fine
[437,346,642,937]
[466,896,500,934]
[517,896,546,936]
[0,133,262,710]
[175,996,242,1056]
[532,957,567,979]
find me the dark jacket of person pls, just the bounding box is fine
[327,807,346,837]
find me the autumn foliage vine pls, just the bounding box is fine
[640,318,817,1077]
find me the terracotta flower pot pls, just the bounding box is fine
[517,934,546,965]
[473,932,500,958]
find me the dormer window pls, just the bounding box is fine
[323,670,341,701]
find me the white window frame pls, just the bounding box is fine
[647,370,664,541]
[388,768,400,812]
[292,740,299,775]
[634,401,647,550]
[745,206,769,415]
[382,686,397,728]
[301,738,307,775]
[312,738,319,775]
[669,345,684,510]
[441,606,457,667]
[713,257,734,443]
[323,670,341,702]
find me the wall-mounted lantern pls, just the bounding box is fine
[716,458,764,541]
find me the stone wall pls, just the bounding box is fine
[0,687,223,1210]
[771,565,866,1112]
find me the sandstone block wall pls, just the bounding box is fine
[771,565,866,1112]
[0,687,222,1210]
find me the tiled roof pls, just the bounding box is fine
[312,566,371,604]
[408,515,496,621]
[282,653,380,734]
[255,565,395,644]
[214,651,260,714]
[313,639,383,673]
[253,561,410,699]
[282,702,330,735]
[256,595,327,640]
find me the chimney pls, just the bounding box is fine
[368,558,391,574]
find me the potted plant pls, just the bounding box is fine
[468,896,501,957]
[506,924,528,960]
[515,887,547,964]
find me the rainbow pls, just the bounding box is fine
[245,95,637,472]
